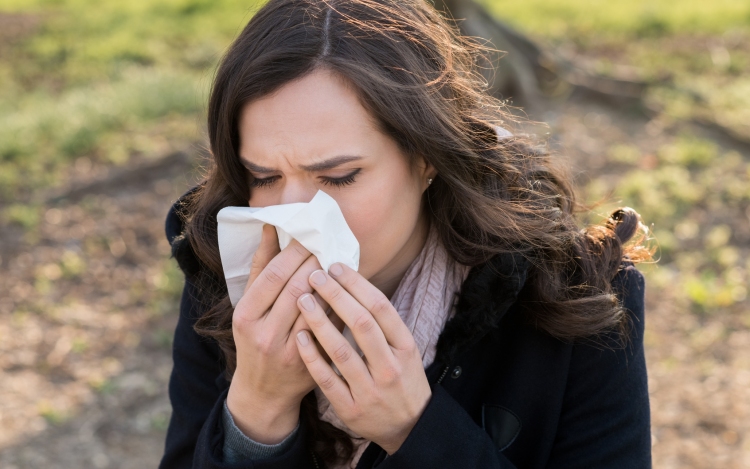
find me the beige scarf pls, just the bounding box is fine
[314,219,472,468]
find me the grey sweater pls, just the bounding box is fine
[221,398,300,462]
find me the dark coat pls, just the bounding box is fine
[159,188,652,469]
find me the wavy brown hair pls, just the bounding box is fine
[175,0,651,465]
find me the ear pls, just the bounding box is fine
[415,154,438,191]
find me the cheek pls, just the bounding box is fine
[340,176,422,278]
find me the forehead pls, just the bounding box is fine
[238,68,381,162]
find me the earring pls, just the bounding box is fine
[427,178,433,185]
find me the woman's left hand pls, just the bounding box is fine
[294,262,432,455]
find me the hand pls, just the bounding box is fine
[227,224,343,444]
[294,262,432,455]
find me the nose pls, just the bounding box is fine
[278,181,318,206]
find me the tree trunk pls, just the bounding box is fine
[432,0,654,115]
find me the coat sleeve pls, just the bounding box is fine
[158,275,226,468]
[159,276,319,469]
[545,264,652,468]
[370,382,520,468]
[191,387,319,468]
[159,199,319,469]
[159,193,227,468]
[373,265,651,469]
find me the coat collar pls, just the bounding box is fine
[167,186,532,364]
[434,252,531,365]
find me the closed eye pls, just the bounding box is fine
[249,175,278,188]
[249,168,361,189]
[320,168,360,187]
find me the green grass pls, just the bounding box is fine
[583,135,750,314]
[478,1,750,318]
[0,69,204,199]
[0,0,263,208]
[1,0,748,318]
[478,0,750,141]
[2,0,748,208]
[0,0,260,88]
[478,0,750,40]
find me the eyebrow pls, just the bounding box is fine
[239,155,364,173]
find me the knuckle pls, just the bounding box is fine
[232,310,253,332]
[319,372,337,390]
[347,274,364,290]
[309,315,328,329]
[291,242,309,258]
[381,362,402,384]
[250,253,264,271]
[328,286,344,302]
[285,279,309,299]
[262,263,286,285]
[279,344,295,365]
[370,295,392,317]
[255,336,275,356]
[332,343,352,363]
[352,314,376,335]
[300,350,318,365]
[347,405,363,421]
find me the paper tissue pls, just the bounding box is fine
[217,189,360,308]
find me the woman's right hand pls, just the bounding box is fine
[226,223,335,444]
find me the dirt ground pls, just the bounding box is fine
[0,94,748,468]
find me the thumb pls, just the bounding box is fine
[245,223,280,293]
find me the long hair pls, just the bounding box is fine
[176,0,651,465]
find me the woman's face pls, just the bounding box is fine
[238,68,436,296]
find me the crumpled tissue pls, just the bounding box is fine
[217,189,360,308]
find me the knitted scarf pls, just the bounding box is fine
[314,219,472,468]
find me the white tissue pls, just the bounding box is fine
[217,190,360,308]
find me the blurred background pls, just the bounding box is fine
[0,0,748,467]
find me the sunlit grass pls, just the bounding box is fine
[0,0,261,208]
[582,133,750,314]
[0,0,260,88]
[1,0,748,320]
[0,68,206,199]
[477,0,750,40]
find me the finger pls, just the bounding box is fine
[327,263,414,352]
[238,238,312,321]
[297,292,373,387]
[264,254,324,336]
[286,292,330,362]
[308,269,395,366]
[245,224,280,294]
[295,330,354,407]
[302,304,345,364]
[285,291,331,344]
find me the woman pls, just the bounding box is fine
[159,0,653,468]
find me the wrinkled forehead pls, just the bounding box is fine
[237,68,407,171]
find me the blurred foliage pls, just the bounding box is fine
[1,0,748,321]
[584,136,749,314]
[477,0,750,317]
[0,0,262,204]
[481,0,750,143]
[0,0,260,87]
[478,0,750,39]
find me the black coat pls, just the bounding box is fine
[159,189,652,469]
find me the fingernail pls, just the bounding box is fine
[310,270,327,286]
[297,330,309,346]
[329,263,343,277]
[300,293,316,311]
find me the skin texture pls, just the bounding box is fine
[226,68,437,453]
[296,263,434,455]
[239,67,436,299]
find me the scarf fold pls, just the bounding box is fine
[314,220,472,468]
